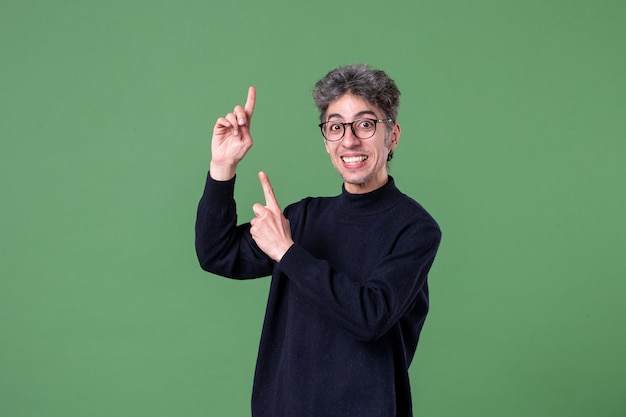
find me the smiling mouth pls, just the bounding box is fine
[341,155,368,165]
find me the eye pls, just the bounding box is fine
[328,122,343,132]
[356,119,375,130]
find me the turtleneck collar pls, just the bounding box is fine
[337,176,400,215]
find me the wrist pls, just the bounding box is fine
[275,242,294,263]
[209,161,237,181]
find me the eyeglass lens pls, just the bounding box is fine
[321,119,378,141]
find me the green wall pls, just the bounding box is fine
[1,0,624,416]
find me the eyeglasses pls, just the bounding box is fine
[318,118,393,142]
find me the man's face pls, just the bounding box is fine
[323,94,400,194]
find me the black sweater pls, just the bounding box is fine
[195,174,441,417]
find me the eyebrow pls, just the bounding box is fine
[326,110,378,121]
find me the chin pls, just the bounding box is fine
[341,173,371,186]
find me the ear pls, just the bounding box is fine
[387,123,400,150]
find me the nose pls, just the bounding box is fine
[341,124,361,147]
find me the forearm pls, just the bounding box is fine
[195,172,273,279]
[275,229,440,341]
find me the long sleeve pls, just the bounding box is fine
[276,218,440,342]
[195,172,274,279]
[278,224,441,341]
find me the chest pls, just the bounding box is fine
[289,207,400,280]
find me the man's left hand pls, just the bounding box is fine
[250,171,294,262]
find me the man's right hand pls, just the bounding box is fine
[210,86,256,181]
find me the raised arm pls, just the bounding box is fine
[196,86,274,279]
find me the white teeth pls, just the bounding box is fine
[341,156,367,164]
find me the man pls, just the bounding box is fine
[196,64,441,417]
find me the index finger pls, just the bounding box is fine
[258,171,280,210]
[245,86,256,119]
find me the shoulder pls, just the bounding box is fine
[395,186,438,221]
[390,189,441,240]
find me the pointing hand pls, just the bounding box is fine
[250,171,294,262]
[210,86,256,180]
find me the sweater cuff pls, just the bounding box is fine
[203,171,236,199]
[277,243,313,277]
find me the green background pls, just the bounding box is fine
[1,0,624,416]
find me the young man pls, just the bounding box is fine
[195,64,441,417]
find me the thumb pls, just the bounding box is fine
[252,203,266,217]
